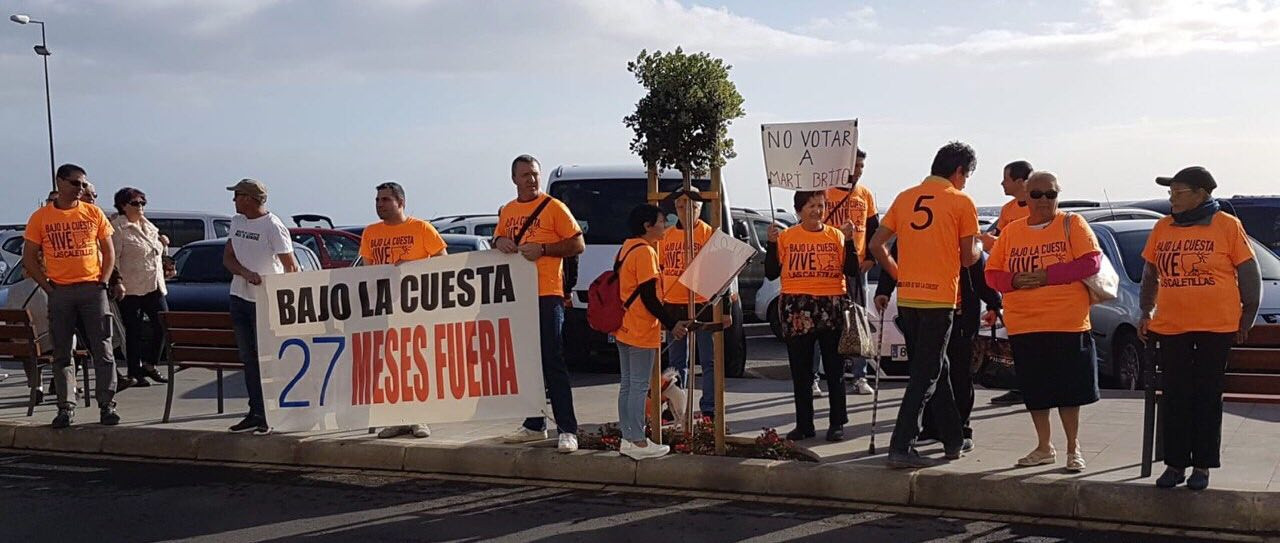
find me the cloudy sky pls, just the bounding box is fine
[2,0,1277,225]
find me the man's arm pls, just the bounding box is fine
[519,233,583,261]
[960,235,981,267]
[223,242,261,284]
[22,240,52,293]
[278,252,300,273]
[97,237,116,285]
[869,225,897,281]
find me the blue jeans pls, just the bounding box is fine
[812,351,868,380]
[522,297,579,434]
[616,341,655,442]
[668,328,715,415]
[229,295,265,419]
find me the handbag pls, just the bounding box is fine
[971,320,1017,389]
[838,303,877,358]
[1063,212,1119,304]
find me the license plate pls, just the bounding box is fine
[891,344,908,360]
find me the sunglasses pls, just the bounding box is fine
[58,177,86,188]
[1028,190,1059,200]
[127,200,147,207]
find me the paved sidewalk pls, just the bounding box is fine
[3,360,1279,534]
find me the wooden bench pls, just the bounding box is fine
[0,309,91,415]
[1141,324,1280,476]
[159,311,241,423]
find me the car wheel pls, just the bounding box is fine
[1112,328,1146,390]
[724,301,748,378]
[562,310,592,370]
[767,299,783,341]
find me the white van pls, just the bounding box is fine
[143,210,233,255]
[547,164,749,377]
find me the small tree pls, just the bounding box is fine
[623,47,745,179]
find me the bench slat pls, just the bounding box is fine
[0,342,39,357]
[167,328,238,347]
[1224,374,1280,396]
[0,309,32,323]
[161,312,234,330]
[1228,348,1280,372]
[1224,393,1280,404]
[0,324,35,340]
[1242,324,1280,348]
[170,346,242,364]
[175,361,245,370]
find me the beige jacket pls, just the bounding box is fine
[111,214,167,296]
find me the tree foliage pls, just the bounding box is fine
[623,47,745,178]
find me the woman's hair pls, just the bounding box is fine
[793,190,823,214]
[627,203,664,236]
[113,187,146,214]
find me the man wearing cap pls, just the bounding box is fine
[1140,166,1261,491]
[223,179,299,435]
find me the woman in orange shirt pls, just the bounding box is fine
[986,172,1102,473]
[1140,167,1261,491]
[614,204,691,460]
[765,190,860,442]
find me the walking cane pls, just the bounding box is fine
[868,306,886,455]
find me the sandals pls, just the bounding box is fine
[1017,448,1057,466]
[1066,452,1087,472]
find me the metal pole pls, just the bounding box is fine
[681,168,696,439]
[38,22,55,189]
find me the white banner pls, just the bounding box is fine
[256,250,546,432]
[678,230,757,300]
[761,119,859,191]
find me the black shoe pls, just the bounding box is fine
[1156,467,1187,488]
[132,375,152,388]
[52,407,74,429]
[229,415,263,433]
[826,426,845,442]
[1187,469,1210,491]
[252,423,272,436]
[785,428,816,441]
[886,449,939,469]
[100,406,121,426]
[143,365,169,383]
[990,390,1023,405]
[945,439,974,459]
[116,374,135,392]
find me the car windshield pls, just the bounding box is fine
[1251,237,1280,281]
[447,243,478,254]
[1234,205,1280,257]
[172,244,232,282]
[1112,230,1151,284]
[550,178,715,245]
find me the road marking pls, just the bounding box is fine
[737,511,895,542]
[480,497,729,543]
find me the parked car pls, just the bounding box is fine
[547,164,748,377]
[1070,207,1165,223]
[430,214,500,238]
[145,210,233,256]
[1128,196,1280,257]
[0,230,24,278]
[1087,219,1280,389]
[1,258,127,355]
[351,234,492,267]
[289,228,362,269]
[165,238,322,312]
[728,208,787,318]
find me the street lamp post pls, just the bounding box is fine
[10,14,57,190]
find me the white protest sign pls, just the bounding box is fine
[678,230,758,300]
[255,250,546,432]
[761,119,859,191]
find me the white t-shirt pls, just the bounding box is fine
[228,212,292,303]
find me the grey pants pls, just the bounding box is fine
[48,283,117,409]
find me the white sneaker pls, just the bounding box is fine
[620,439,670,460]
[502,426,548,443]
[852,378,875,395]
[557,433,578,453]
[811,378,824,398]
[377,425,409,439]
[410,424,431,438]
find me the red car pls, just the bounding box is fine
[288,228,362,269]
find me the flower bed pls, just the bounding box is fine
[578,420,816,462]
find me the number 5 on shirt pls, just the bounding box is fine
[910,195,935,230]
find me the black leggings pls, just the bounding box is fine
[786,329,848,432]
[1156,332,1233,469]
[118,289,168,377]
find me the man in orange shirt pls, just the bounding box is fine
[495,154,586,453]
[870,142,982,468]
[981,160,1033,406]
[823,148,877,395]
[360,181,447,439]
[660,188,719,418]
[22,164,121,428]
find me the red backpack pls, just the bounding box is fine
[587,245,646,334]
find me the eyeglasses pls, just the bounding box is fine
[127,200,147,207]
[58,177,85,188]
[1168,188,1195,196]
[1028,190,1059,200]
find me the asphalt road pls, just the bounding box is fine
[0,452,1220,542]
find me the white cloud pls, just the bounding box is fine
[885,0,1280,61]
[796,6,878,37]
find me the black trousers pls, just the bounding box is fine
[118,289,168,378]
[922,324,975,440]
[786,328,848,432]
[1156,332,1233,469]
[890,307,964,453]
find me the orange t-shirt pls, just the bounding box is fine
[823,184,877,257]
[986,212,1099,335]
[995,198,1030,233]
[24,202,114,284]
[777,224,848,296]
[1142,213,1255,335]
[358,218,446,265]
[659,220,714,304]
[880,177,980,308]
[496,195,582,297]
[615,238,663,348]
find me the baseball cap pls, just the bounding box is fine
[1156,166,1217,191]
[226,178,268,197]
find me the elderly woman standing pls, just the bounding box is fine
[1141,167,1261,491]
[109,187,171,386]
[985,172,1101,473]
[766,190,860,442]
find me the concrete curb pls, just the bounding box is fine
[0,420,1273,534]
